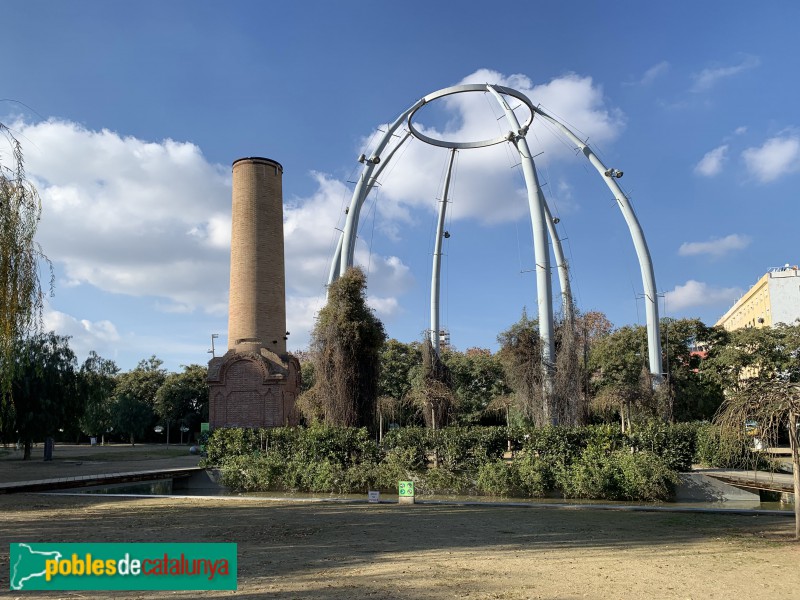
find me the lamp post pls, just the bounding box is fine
[155,422,170,447]
[208,333,219,358]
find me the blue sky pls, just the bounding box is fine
[3,1,799,372]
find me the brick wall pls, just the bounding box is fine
[208,350,300,429]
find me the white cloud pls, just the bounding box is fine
[733,126,747,136]
[15,118,415,357]
[678,234,751,258]
[691,55,760,92]
[627,61,669,86]
[742,134,800,183]
[664,281,742,311]
[285,295,326,351]
[694,144,729,177]
[280,171,415,351]
[12,69,627,356]
[368,69,623,225]
[283,172,353,297]
[549,180,579,215]
[367,296,401,318]
[19,119,232,315]
[282,171,414,298]
[43,307,121,363]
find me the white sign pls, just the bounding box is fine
[368,491,380,503]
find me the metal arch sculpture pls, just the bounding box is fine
[328,83,663,389]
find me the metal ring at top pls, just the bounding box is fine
[406,84,536,149]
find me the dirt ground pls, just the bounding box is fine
[2,445,799,599]
[1,492,798,600]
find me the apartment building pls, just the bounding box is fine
[716,264,800,331]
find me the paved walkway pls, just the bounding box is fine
[0,443,201,492]
[695,467,795,494]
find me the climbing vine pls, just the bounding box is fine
[299,267,385,427]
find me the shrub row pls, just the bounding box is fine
[475,446,677,501]
[203,421,749,501]
[204,425,378,466]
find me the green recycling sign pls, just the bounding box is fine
[398,481,414,497]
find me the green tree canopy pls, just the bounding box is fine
[661,318,723,421]
[376,339,421,427]
[443,348,510,424]
[11,332,80,459]
[113,393,156,446]
[112,356,166,445]
[378,339,421,403]
[589,324,647,391]
[702,324,800,391]
[78,351,119,442]
[154,364,209,435]
[589,318,723,427]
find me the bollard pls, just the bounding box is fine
[43,437,54,461]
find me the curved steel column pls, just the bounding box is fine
[340,103,424,278]
[431,149,456,354]
[487,85,555,409]
[533,107,663,379]
[543,201,573,324]
[328,132,413,287]
[327,233,344,287]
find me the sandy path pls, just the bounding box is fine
[1,494,797,599]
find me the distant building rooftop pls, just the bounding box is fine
[715,264,800,331]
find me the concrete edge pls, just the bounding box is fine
[35,492,795,518]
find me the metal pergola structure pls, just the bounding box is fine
[327,83,663,397]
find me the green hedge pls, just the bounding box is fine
[204,422,713,501]
[629,421,698,472]
[382,426,508,471]
[562,448,677,501]
[204,425,378,466]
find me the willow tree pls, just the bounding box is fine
[405,339,457,429]
[497,309,545,425]
[299,267,385,427]
[497,308,597,427]
[716,378,800,539]
[12,332,79,459]
[0,123,52,437]
[708,324,800,539]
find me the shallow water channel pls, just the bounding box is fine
[53,478,794,514]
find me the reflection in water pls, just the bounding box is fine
[78,480,173,495]
[57,480,794,512]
